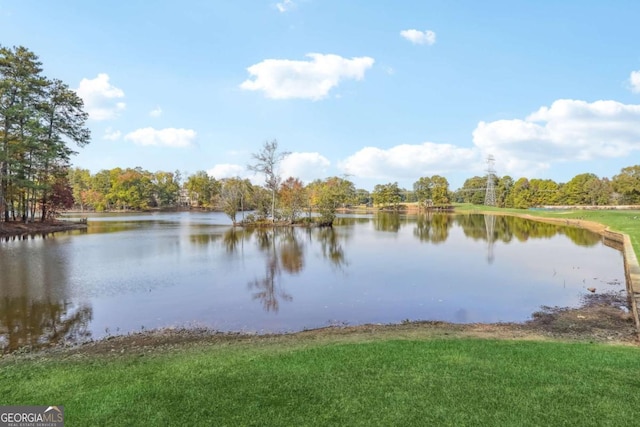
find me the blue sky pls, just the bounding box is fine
[2,0,640,190]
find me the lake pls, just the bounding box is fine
[0,212,626,353]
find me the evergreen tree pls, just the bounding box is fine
[0,45,90,222]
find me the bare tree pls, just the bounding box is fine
[247,140,289,222]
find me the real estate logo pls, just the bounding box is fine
[0,406,64,427]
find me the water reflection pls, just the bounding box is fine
[0,297,92,353]
[0,242,92,353]
[413,213,453,244]
[317,227,348,268]
[333,216,370,226]
[243,227,346,312]
[455,214,602,247]
[249,255,292,313]
[279,229,305,274]
[406,214,605,263]
[0,212,625,351]
[2,233,49,243]
[373,213,405,233]
[248,229,295,312]
[191,233,223,246]
[485,215,496,264]
[221,228,252,253]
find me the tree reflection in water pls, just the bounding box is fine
[455,214,602,247]
[279,228,304,274]
[316,227,347,269]
[410,213,603,264]
[0,298,92,353]
[0,243,93,353]
[247,229,293,312]
[248,254,292,312]
[0,212,614,352]
[190,233,223,246]
[222,227,252,254]
[227,213,601,313]
[232,226,349,313]
[373,212,404,233]
[413,213,453,244]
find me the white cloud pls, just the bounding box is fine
[124,127,196,147]
[207,164,247,179]
[240,53,375,100]
[280,152,330,182]
[275,0,296,12]
[472,99,640,176]
[340,142,479,179]
[630,70,640,93]
[76,73,126,120]
[103,128,121,141]
[400,29,436,45]
[149,106,163,117]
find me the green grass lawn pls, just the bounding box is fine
[2,338,640,426]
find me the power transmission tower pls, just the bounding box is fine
[485,155,496,206]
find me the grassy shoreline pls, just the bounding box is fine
[3,205,640,425]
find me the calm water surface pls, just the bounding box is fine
[0,212,626,352]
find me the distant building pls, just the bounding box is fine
[178,189,192,207]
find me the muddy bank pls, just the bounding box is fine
[3,291,635,359]
[0,220,87,238]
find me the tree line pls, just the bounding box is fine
[64,155,640,227]
[63,141,453,226]
[456,167,640,208]
[1,46,90,223]
[65,164,358,226]
[62,138,640,220]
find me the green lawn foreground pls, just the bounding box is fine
[2,338,640,426]
[3,205,640,426]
